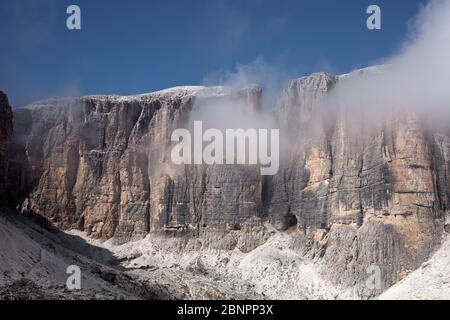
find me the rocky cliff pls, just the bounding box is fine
[270,72,449,295]
[6,71,450,296]
[0,91,13,208]
[8,86,267,250]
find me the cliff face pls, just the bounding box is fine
[270,73,449,294]
[7,72,450,295]
[0,91,13,208]
[9,87,268,250]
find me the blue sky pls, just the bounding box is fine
[0,0,427,107]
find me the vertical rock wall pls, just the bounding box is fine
[0,92,13,209]
[4,71,449,295]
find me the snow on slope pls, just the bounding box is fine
[378,234,450,300]
[23,65,390,110]
[69,225,347,300]
[73,222,450,300]
[23,85,228,110]
[2,212,449,300]
[0,213,167,299]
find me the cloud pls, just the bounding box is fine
[324,0,450,126]
[191,0,450,164]
[202,57,293,110]
[201,0,450,132]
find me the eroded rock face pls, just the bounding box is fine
[7,71,449,296]
[8,87,268,252]
[272,72,448,295]
[0,91,13,208]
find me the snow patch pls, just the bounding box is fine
[378,235,450,300]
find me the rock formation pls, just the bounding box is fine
[4,70,449,296]
[271,72,449,295]
[0,91,13,208]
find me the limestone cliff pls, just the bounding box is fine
[9,86,267,250]
[6,71,449,296]
[270,72,449,295]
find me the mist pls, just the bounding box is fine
[323,0,450,126]
[192,0,450,133]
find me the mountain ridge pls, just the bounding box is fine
[1,67,448,298]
